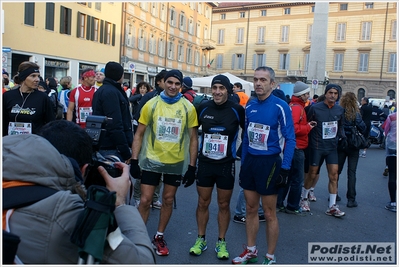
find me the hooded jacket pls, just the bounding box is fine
[92,77,133,161]
[2,134,156,264]
[290,95,312,149]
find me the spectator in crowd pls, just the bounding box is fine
[129,81,152,134]
[382,111,397,212]
[301,84,346,217]
[232,66,295,265]
[58,76,73,119]
[92,61,133,162]
[94,68,105,89]
[359,97,372,157]
[277,81,316,214]
[181,77,197,103]
[3,69,15,90]
[2,120,156,264]
[189,74,245,259]
[3,61,55,136]
[66,68,96,129]
[337,92,367,208]
[233,82,249,108]
[129,69,198,256]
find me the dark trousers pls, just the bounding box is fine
[338,147,360,201]
[386,156,397,202]
[277,148,305,211]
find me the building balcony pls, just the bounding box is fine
[201,39,216,50]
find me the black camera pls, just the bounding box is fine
[84,115,122,187]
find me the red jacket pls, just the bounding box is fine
[290,96,312,149]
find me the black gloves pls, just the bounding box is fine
[129,159,141,179]
[182,165,196,188]
[275,168,290,188]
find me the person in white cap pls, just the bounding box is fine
[277,81,316,215]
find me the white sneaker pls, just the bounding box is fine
[308,190,317,202]
[300,198,310,212]
[135,199,140,207]
[150,200,162,209]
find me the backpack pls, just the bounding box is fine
[192,94,210,109]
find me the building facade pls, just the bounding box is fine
[2,2,122,87]
[211,2,397,100]
[120,2,217,87]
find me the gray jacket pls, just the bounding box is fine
[3,134,156,264]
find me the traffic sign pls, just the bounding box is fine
[312,79,318,85]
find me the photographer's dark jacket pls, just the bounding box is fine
[2,134,156,264]
[92,78,133,161]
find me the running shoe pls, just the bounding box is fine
[359,150,366,158]
[276,205,286,212]
[308,190,317,202]
[233,215,246,224]
[385,202,397,212]
[300,198,310,212]
[285,208,306,216]
[383,167,389,176]
[152,235,169,256]
[150,200,162,209]
[215,240,229,259]
[258,215,266,222]
[262,256,276,265]
[189,237,207,256]
[232,247,258,264]
[325,204,345,217]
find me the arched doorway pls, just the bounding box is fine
[387,89,396,100]
[357,88,365,102]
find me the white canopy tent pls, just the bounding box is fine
[191,72,253,96]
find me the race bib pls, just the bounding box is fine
[79,107,92,123]
[202,133,228,160]
[248,122,270,150]
[8,122,32,135]
[322,121,338,139]
[156,116,182,143]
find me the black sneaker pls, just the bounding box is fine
[233,215,246,224]
[258,215,266,222]
[347,200,358,208]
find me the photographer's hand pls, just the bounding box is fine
[99,162,131,207]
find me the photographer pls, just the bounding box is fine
[92,61,133,162]
[2,120,156,264]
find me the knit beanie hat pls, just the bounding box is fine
[163,69,183,84]
[104,61,124,81]
[325,84,342,97]
[183,77,193,89]
[293,81,310,96]
[211,74,233,94]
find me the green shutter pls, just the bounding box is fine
[67,8,71,35]
[77,11,81,37]
[112,24,116,46]
[60,6,65,33]
[100,20,104,43]
[90,17,95,41]
[86,15,91,40]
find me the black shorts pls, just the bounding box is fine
[309,149,338,167]
[239,153,281,196]
[304,147,323,174]
[141,170,182,187]
[196,161,235,190]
